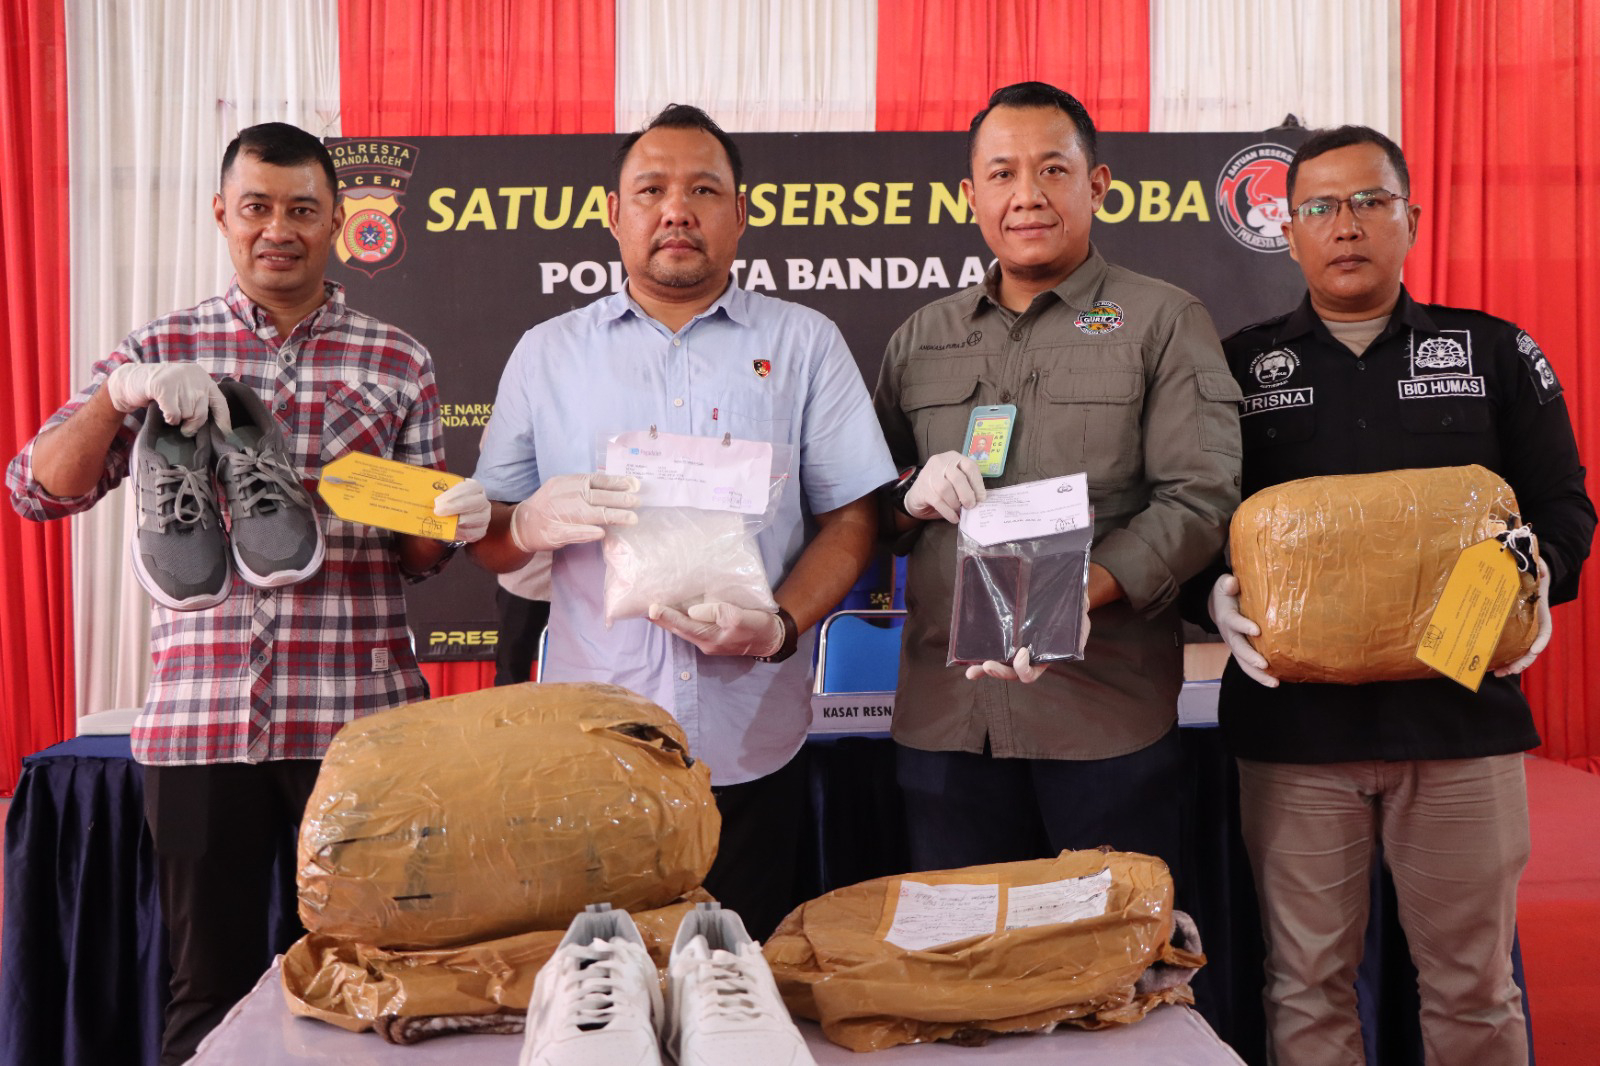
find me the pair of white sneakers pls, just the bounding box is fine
[521,901,815,1066]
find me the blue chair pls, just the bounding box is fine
[814,609,906,695]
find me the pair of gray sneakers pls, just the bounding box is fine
[130,377,325,611]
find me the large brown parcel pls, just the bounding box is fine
[296,681,719,949]
[764,851,1203,1051]
[1230,464,1538,683]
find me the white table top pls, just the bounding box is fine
[191,959,1246,1065]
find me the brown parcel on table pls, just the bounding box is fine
[282,892,713,1032]
[1230,464,1539,684]
[296,681,720,950]
[765,850,1204,1052]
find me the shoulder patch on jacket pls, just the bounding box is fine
[1514,330,1563,405]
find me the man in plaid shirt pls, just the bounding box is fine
[7,123,490,1064]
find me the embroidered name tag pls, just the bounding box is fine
[1239,388,1314,416]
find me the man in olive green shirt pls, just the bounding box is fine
[874,82,1241,873]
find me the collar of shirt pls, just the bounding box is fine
[1278,284,1439,348]
[223,278,348,341]
[599,277,754,335]
[964,243,1112,321]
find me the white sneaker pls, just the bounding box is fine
[664,902,816,1066]
[521,903,664,1066]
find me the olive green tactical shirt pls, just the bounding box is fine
[874,247,1242,759]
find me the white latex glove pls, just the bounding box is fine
[905,451,986,523]
[106,362,231,437]
[432,478,491,543]
[1208,572,1278,688]
[510,473,640,552]
[965,645,1050,683]
[1494,555,1553,676]
[648,601,784,657]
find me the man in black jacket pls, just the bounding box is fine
[1205,125,1594,1066]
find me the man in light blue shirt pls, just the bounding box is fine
[471,104,895,937]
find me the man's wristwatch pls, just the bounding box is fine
[891,464,921,517]
[753,606,799,663]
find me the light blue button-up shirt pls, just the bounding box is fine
[475,283,896,785]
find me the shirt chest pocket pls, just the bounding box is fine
[1030,365,1144,482]
[1397,397,1492,436]
[710,389,792,450]
[1240,401,1318,454]
[900,376,981,461]
[1396,396,1495,467]
[320,380,405,465]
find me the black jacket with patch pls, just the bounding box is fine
[1210,286,1594,763]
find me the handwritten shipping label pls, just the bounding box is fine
[317,453,460,540]
[959,473,1091,547]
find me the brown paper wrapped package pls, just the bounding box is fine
[763,851,1204,1051]
[281,892,713,1031]
[1230,465,1539,683]
[296,681,720,950]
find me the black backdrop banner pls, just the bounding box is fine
[326,130,1309,661]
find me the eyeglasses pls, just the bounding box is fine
[1291,189,1410,228]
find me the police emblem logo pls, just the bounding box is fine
[1250,348,1298,388]
[343,208,397,263]
[327,138,421,278]
[1414,336,1468,370]
[1074,301,1124,335]
[1533,357,1557,390]
[1216,143,1294,253]
[753,359,772,377]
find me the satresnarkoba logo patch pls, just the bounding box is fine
[1250,348,1299,388]
[1215,143,1294,253]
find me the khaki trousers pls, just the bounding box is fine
[1238,755,1530,1066]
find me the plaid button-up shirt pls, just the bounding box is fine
[8,281,447,765]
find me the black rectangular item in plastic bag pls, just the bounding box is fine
[951,554,1021,663]
[948,524,1093,666]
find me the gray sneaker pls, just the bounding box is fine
[212,378,325,587]
[130,403,232,611]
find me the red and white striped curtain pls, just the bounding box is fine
[4,0,1597,792]
[1403,0,1600,770]
[1,0,75,795]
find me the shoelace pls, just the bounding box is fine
[147,465,215,532]
[684,948,771,1024]
[559,940,642,1032]
[219,445,312,517]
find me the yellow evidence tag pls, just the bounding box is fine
[1414,538,1522,692]
[317,453,462,540]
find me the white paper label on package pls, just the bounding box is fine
[605,430,773,515]
[883,881,1001,951]
[959,472,1091,547]
[1003,868,1113,930]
